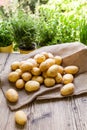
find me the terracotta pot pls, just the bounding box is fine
[0,44,13,53]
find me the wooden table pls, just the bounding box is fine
[0,53,87,130]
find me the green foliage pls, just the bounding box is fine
[11,10,36,50]
[0,21,13,47]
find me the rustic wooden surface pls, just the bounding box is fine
[0,53,87,130]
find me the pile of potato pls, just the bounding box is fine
[5,51,79,125]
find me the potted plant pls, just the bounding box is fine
[11,10,37,54]
[0,21,13,53]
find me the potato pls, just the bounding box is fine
[39,61,48,72]
[44,78,55,87]
[42,71,48,78]
[64,65,79,75]
[47,65,59,77]
[45,58,55,68]
[63,74,74,84]
[22,72,32,82]
[57,65,64,74]
[19,62,33,72]
[31,67,41,76]
[25,81,40,92]
[54,56,62,65]
[5,89,18,102]
[8,72,20,82]
[32,76,44,84]
[41,52,49,59]
[34,54,46,64]
[27,58,38,67]
[60,83,75,96]
[16,79,25,89]
[15,69,22,76]
[47,53,54,58]
[15,110,27,125]
[11,61,20,71]
[55,73,63,83]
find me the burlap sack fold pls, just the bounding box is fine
[1,42,87,111]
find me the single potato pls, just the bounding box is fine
[47,53,54,58]
[44,78,55,87]
[22,72,32,81]
[34,54,46,64]
[60,83,75,96]
[41,52,49,59]
[8,72,20,82]
[31,67,41,76]
[45,58,55,68]
[25,81,40,92]
[16,79,25,89]
[57,65,64,74]
[63,74,74,84]
[19,62,33,72]
[5,89,18,102]
[32,76,44,84]
[11,61,20,71]
[55,73,63,83]
[54,56,62,65]
[27,58,38,67]
[42,71,48,78]
[47,64,59,77]
[15,110,27,125]
[15,69,22,76]
[64,65,79,75]
[39,61,48,72]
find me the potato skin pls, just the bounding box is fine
[27,58,38,67]
[45,58,55,68]
[15,111,27,125]
[5,89,18,102]
[60,83,75,96]
[22,72,32,81]
[25,81,40,92]
[44,78,55,87]
[32,76,44,84]
[16,79,25,89]
[54,56,62,65]
[34,54,46,64]
[39,62,48,72]
[31,67,41,76]
[63,74,74,84]
[8,72,20,82]
[47,65,59,77]
[19,62,33,72]
[11,61,20,71]
[55,73,63,83]
[15,69,22,76]
[64,66,79,74]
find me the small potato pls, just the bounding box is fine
[41,52,49,59]
[31,67,41,76]
[20,62,33,72]
[25,81,40,92]
[47,65,59,77]
[15,69,22,76]
[64,65,79,75]
[22,72,32,81]
[44,78,55,87]
[15,110,27,125]
[47,53,54,58]
[8,72,20,82]
[34,54,46,64]
[45,58,55,68]
[42,71,48,78]
[57,65,64,74]
[5,89,18,102]
[39,62,48,72]
[55,73,63,83]
[63,74,74,84]
[60,83,75,96]
[16,79,25,89]
[32,76,44,84]
[54,56,62,65]
[11,61,20,71]
[27,58,38,67]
